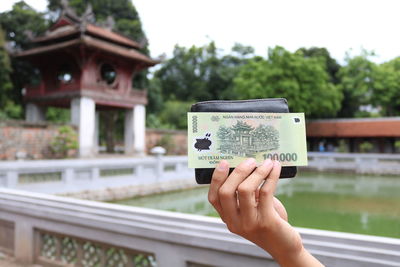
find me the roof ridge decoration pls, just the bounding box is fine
[98,16,115,31]
[59,0,81,24]
[79,3,95,33]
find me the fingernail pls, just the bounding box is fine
[217,160,229,171]
[245,158,256,166]
[263,159,272,167]
[273,160,281,167]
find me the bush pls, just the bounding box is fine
[337,139,348,153]
[50,125,78,158]
[359,141,373,153]
[158,100,192,129]
[395,140,400,153]
[156,134,174,154]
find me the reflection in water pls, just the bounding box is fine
[112,172,400,238]
[277,172,400,197]
[114,186,215,216]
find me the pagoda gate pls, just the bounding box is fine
[15,5,158,157]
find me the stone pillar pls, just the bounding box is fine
[125,104,146,155]
[14,221,34,264]
[94,111,100,154]
[25,103,46,123]
[71,97,96,157]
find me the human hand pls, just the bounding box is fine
[208,159,323,267]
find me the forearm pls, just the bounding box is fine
[252,221,324,267]
[209,160,324,267]
[276,247,324,267]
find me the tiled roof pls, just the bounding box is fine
[33,24,140,49]
[306,118,400,137]
[86,24,140,49]
[15,36,157,66]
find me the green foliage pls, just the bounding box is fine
[372,57,400,116]
[337,51,376,117]
[337,139,348,153]
[156,134,174,154]
[146,114,173,129]
[0,25,22,120]
[147,77,164,114]
[50,125,78,158]
[359,141,373,153]
[46,107,70,123]
[0,1,48,114]
[233,46,342,118]
[153,42,253,102]
[296,47,341,84]
[0,100,22,120]
[0,1,48,50]
[158,100,192,130]
[0,26,16,119]
[394,140,400,152]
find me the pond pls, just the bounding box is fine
[112,171,400,238]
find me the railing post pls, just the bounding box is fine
[150,147,166,181]
[92,167,100,180]
[156,156,163,181]
[14,221,35,264]
[63,168,74,184]
[6,171,18,188]
[155,245,187,267]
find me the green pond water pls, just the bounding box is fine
[113,172,400,238]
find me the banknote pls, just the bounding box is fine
[187,112,308,168]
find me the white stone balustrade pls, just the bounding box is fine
[306,152,400,175]
[0,188,399,267]
[1,153,400,197]
[0,156,194,196]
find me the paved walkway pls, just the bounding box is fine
[0,254,41,267]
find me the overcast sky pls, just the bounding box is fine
[1,0,400,64]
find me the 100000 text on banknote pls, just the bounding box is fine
[187,112,308,168]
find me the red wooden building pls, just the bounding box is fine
[307,118,400,153]
[15,5,158,157]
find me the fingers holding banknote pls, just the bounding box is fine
[209,159,324,267]
[209,159,283,235]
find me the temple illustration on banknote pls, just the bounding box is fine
[217,121,280,157]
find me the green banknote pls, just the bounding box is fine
[187,112,308,168]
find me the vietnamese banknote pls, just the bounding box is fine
[187,112,308,168]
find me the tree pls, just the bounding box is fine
[233,46,342,118]
[149,42,254,128]
[153,42,254,103]
[0,26,21,119]
[337,51,376,117]
[0,26,12,106]
[296,47,341,84]
[158,100,192,130]
[372,57,400,116]
[0,1,48,118]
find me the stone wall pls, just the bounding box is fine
[0,121,188,160]
[0,121,64,160]
[146,128,187,155]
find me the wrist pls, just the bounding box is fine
[256,221,305,263]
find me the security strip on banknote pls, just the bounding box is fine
[187,112,308,168]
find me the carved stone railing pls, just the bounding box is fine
[37,231,155,266]
[1,188,400,267]
[2,153,400,197]
[0,156,194,197]
[305,152,400,175]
